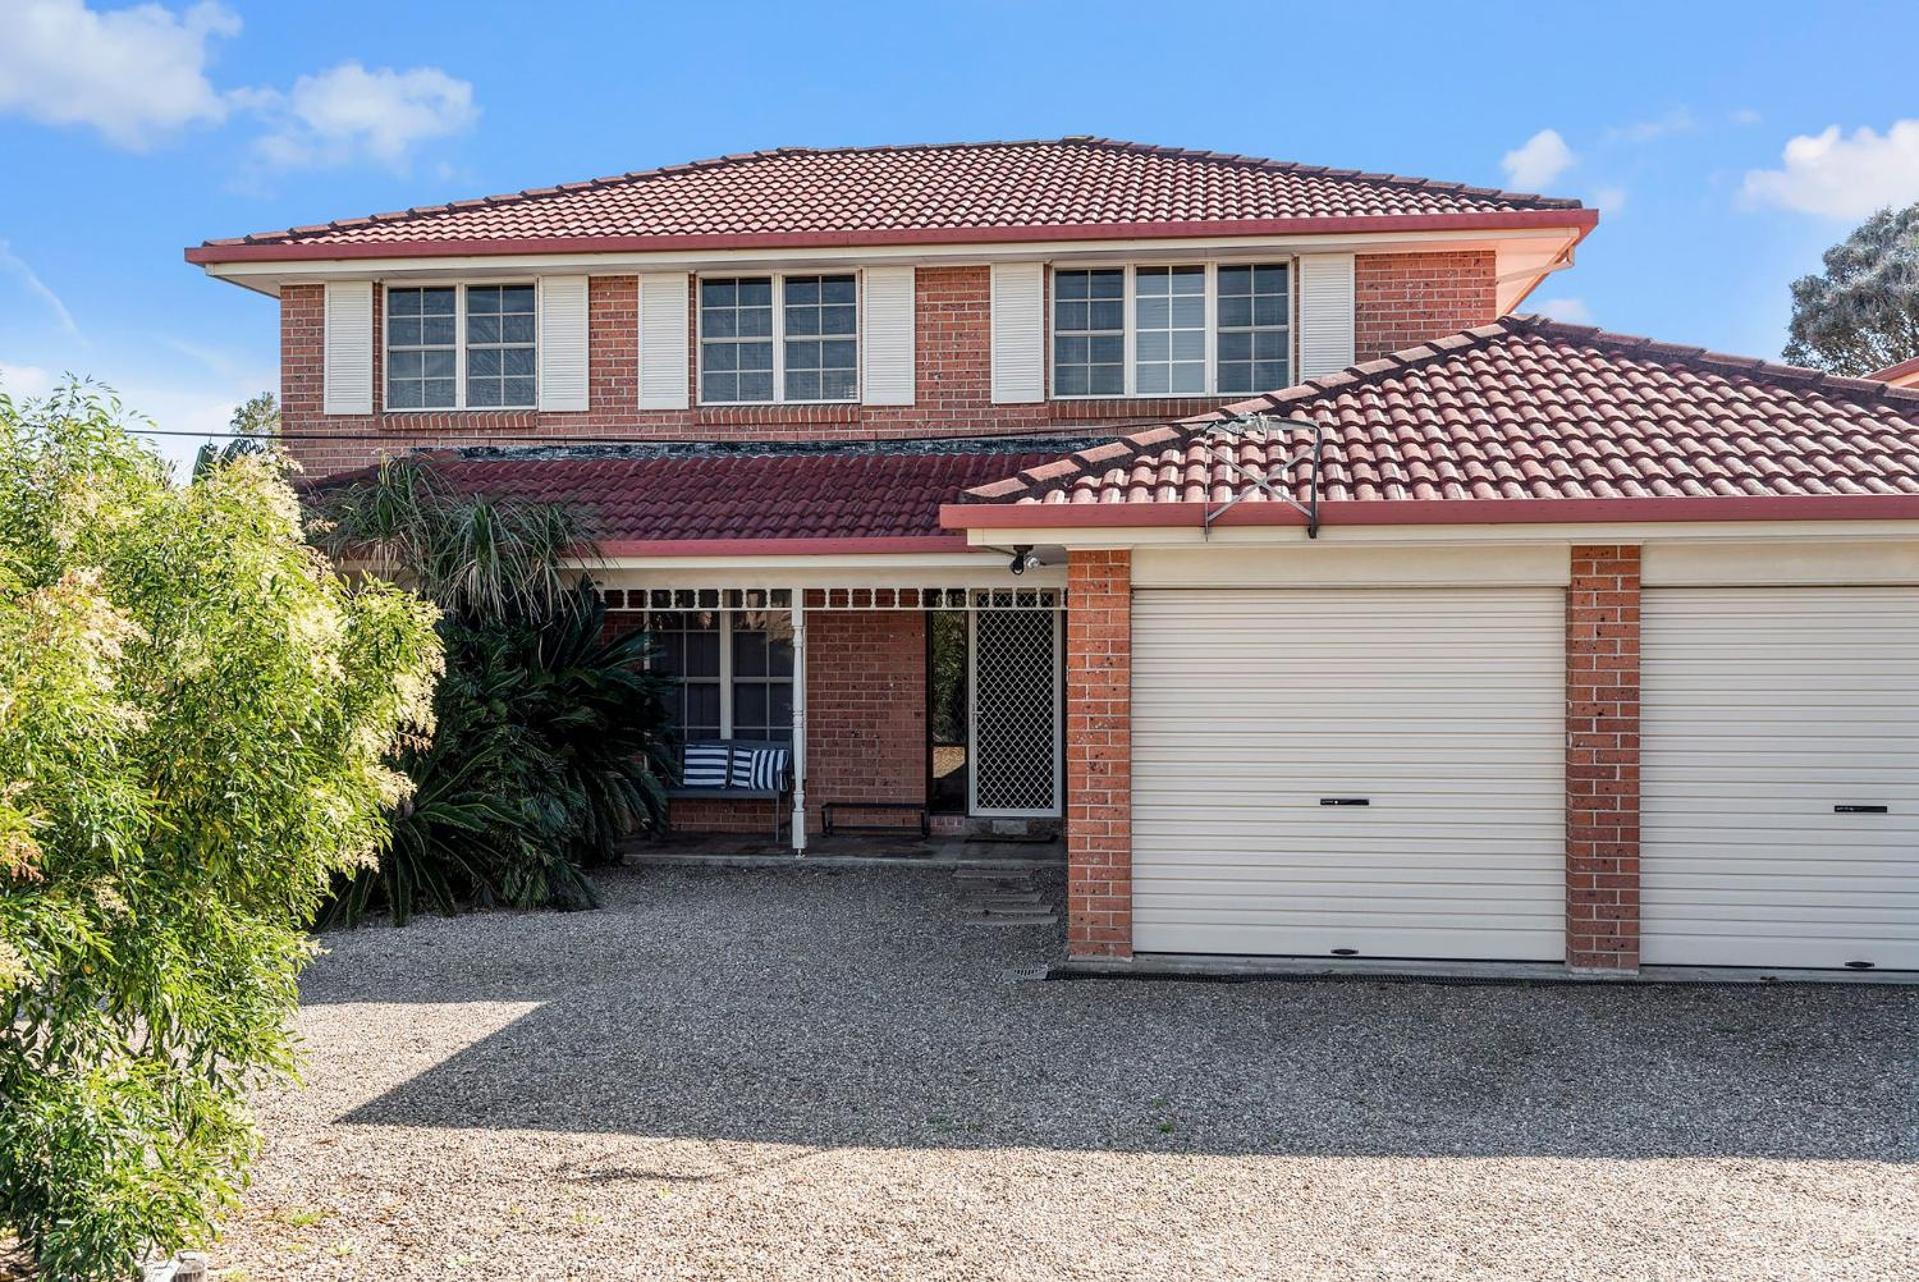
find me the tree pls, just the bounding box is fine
[192,391,280,480]
[0,384,442,1278]
[308,458,674,925]
[1783,203,1919,375]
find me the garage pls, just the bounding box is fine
[1642,587,1919,970]
[1130,587,1566,960]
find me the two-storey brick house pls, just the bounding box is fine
[191,138,1919,978]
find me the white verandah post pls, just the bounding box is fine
[789,596,807,854]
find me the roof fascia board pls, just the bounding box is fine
[194,221,1588,289]
[188,209,1593,263]
[588,545,1047,572]
[944,508,1919,548]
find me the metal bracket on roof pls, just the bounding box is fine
[1200,412,1325,539]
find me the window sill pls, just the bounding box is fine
[1048,396,1224,420]
[692,403,862,426]
[375,409,543,433]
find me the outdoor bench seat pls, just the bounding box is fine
[665,739,794,839]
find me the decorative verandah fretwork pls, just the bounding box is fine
[598,583,1064,850]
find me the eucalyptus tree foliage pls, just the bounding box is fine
[1784,203,1919,375]
[309,459,673,925]
[191,391,280,481]
[0,385,442,1278]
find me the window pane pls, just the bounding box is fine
[1217,261,1290,396]
[701,276,779,402]
[777,276,857,401]
[388,288,459,410]
[1054,269,1126,397]
[734,629,767,676]
[1135,264,1206,399]
[734,682,767,726]
[502,377,535,406]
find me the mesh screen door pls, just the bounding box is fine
[969,609,1062,816]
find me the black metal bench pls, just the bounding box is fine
[665,739,795,840]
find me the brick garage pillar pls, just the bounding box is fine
[1065,550,1132,959]
[1566,545,1643,971]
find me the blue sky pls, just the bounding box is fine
[3,0,1918,472]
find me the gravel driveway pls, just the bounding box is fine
[216,864,1917,1280]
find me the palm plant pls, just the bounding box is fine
[308,458,673,924]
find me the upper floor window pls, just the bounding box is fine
[385,284,536,411]
[700,274,858,404]
[1051,262,1291,398]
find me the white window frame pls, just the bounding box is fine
[1047,259,1295,400]
[696,271,862,406]
[382,282,540,413]
[649,611,795,741]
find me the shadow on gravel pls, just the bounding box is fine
[316,866,1919,1162]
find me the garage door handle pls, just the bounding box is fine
[1320,797,1371,807]
[1834,804,1889,814]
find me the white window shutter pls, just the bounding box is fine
[638,272,690,410]
[1296,253,1356,379]
[860,266,916,405]
[990,262,1045,404]
[536,276,590,412]
[322,281,374,415]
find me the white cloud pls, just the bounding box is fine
[249,61,478,171]
[1730,107,1763,127]
[0,4,477,171]
[0,361,56,399]
[0,239,80,337]
[0,0,238,149]
[1533,298,1594,325]
[1502,129,1575,191]
[1605,108,1696,144]
[1590,185,1628,216]
[1741,121,1919,218]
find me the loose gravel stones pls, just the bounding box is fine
[213,865,1919,1280]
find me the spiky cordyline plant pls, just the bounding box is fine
[309,459,673,923]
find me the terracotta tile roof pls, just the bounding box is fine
[192,138,1589,259]
[321,440,1090,551]
[957,317,1919,521]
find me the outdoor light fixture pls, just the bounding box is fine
[1008,545,1041,575]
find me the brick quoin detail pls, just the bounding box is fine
[1566,545,1642,971]
[1353,250,1498,362]
[1065,550,1132,959]
[605,609,925,836]
[280,251,1504,476]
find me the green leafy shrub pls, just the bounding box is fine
[0,385,441,1278]
[310,460,672,925]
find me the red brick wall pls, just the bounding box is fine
[1354,250,1498,362]
[1064,550,1132,959]
[281,270,1218,476]
[1566,545,1643,972]
[609,609,925,836]
[280,250,1502,476]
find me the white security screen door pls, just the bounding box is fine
[969,609,1062,817]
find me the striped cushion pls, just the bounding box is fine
[681,742,732,788]
[730,747,789,791]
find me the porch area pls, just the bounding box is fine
[597,577,1068,853]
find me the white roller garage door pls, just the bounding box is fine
[1642,587,1919,970]
[1131,588,1566,960]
